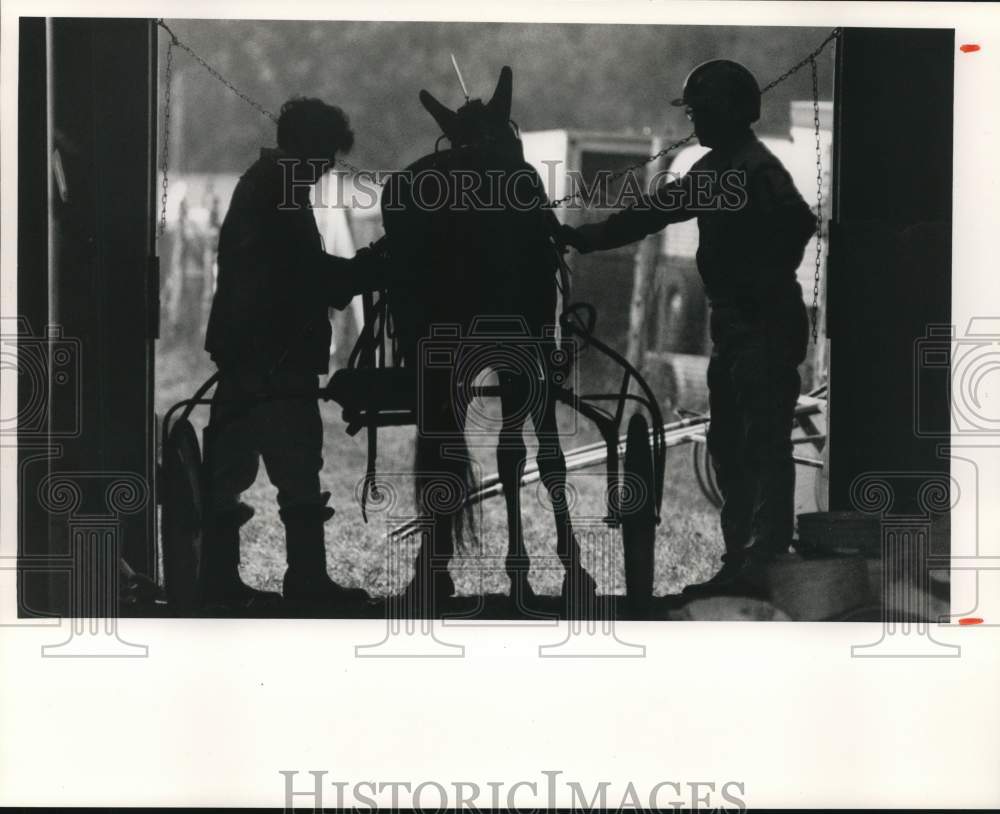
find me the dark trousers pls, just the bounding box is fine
[706,304,808,562]
[204,370,325,516]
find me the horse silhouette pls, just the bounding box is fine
[381,66,599,608]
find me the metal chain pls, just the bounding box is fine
[155,18,388,194]
[546,27,841,209]
[157,20,277,124]
[334,157,385,185]
[544,132,697,208]
[760,27,841,94]
[154,22,840,212]
[158,39,174,239]
[811,55,823,343]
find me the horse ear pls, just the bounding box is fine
[419,89,457,135]
[487,66,512,121]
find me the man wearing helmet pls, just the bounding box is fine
[561,60,816,593]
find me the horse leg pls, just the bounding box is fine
[533,380,598,600]
[408,508,454,614]
[406,414,458,614]
[497,371,534,604]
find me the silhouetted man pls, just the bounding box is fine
[561,60,815,593]
[202,96,379,605]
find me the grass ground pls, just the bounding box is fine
[156,341,725,598]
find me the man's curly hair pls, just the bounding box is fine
[277,96,355,158]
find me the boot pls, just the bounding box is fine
[201,503,280,606]
[280,503,370,604]
[681,547,766,599]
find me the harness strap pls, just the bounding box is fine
[358,286,379,523]
[361,423,377,523]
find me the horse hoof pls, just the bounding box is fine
[561,572,598,602]
[509,576,537,608]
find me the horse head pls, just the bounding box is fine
[380,62,554,364]
[419,66,517,150]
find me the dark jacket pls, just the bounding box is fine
[205,148,365,374]
[576,131,816,321]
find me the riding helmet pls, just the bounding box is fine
[671,59,761,123]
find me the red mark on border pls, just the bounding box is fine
[958,617,984,625]
[960,44,981,53]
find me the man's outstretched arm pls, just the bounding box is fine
[276,197,388,310]
[559,172,697,253]
[307,245,390,311]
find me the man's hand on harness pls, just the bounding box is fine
[557,222,608,255]
[349,237,393,295]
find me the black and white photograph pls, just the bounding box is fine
[2,1,999,809]
[13,17,952,621]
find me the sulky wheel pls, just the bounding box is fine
[622,412,657,614]
[161,416,205,614]
[692,438,723,509]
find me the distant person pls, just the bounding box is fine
[560,60,815,593]
[202,96,381,605]
[178,198,215,345]
[162,191,189,344]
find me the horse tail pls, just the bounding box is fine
[414,420,478,554]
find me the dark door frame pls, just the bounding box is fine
[16,17,158,617]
